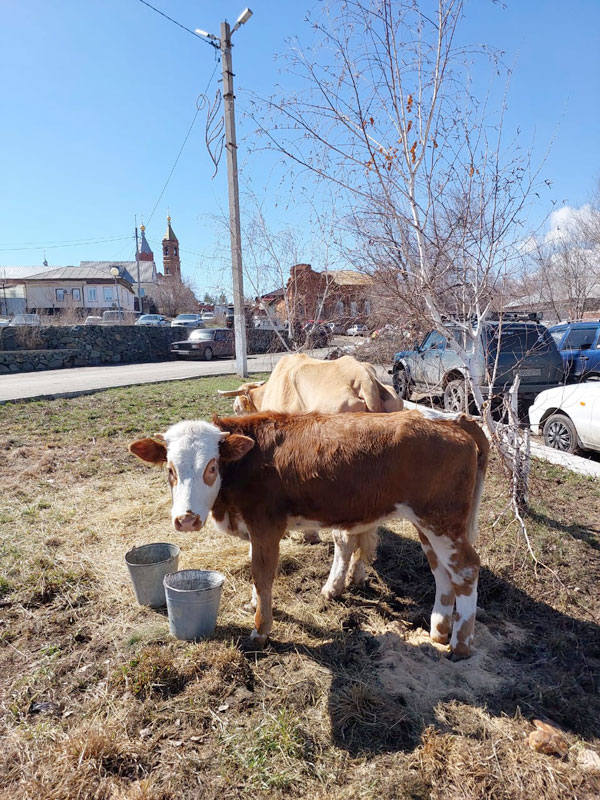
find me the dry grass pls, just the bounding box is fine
[0,377,599,799]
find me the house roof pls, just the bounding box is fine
[80,261,158,284]
[0,266,55,280]
[329,270,373,286]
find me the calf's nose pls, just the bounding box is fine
[174,512,203,532]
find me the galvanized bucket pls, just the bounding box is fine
[163,569,225,641]
[125,542,180,608]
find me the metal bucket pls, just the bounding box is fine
[163,569,225,641]
[125,542,180,608]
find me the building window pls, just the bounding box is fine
[164,246,169,256]
[174,247,178,256]
[56,289,66,302]
[87,287,97,302]
[335,300,344,316]
[72,288,81,301]
[165,267,170,275]
[104,287,113,303]
[364,299,371,314]
[139,288,145,297]
[350,301,358,315]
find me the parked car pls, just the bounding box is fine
[548,321,600,382]
[390,317,565,412]
[84,315,102,325]
[0,317,11,327]
[171,327,234,361]
[529,382,600,454]
[327,321,346,335]
[201,311,215,322]
[9,313,41,326]
[171,313,205,329]
[346,323,369,337]
[135,314,169,327]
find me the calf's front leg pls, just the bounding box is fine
[249,534,281,647]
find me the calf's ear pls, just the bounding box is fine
[129,437,168,464]
[219,433,255,462]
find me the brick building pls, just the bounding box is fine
[279,263,373,327]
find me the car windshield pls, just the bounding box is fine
[176,315,197,320]
[189,330,215,341]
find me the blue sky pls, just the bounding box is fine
[1,0,599,297]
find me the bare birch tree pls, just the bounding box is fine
[254,0,549,518]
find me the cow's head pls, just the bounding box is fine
[129,420,254,532]
[217,381,265,415]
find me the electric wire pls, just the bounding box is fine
[144,58,220,226]
[136,0,218,47]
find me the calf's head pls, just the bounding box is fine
[129,420,254,532]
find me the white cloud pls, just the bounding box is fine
[546,204,595,244]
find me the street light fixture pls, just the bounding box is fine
[194,9,253,377]
[110,266,122,316]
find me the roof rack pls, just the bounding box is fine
[488,311,543,322]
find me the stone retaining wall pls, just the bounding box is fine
[0,325,291,373]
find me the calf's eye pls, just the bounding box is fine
[203,459,218,486]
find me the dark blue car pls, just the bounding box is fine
[548,321,600,381]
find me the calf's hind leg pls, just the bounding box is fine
[421,528,480,659]
[417,530,455,645]
[321,530,358,599]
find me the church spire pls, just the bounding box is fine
[162,214,181,280]
[138,224,154,262]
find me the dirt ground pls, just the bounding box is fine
[0,378,599,799]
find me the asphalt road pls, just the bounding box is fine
[0,348,333,404]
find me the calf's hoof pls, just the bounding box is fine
[303,531,322,544]
[246,629,268,650]
[321,584,343,601]
[430,632,449,646]
[448,647,471,662]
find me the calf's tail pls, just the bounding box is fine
[456,415,490,544]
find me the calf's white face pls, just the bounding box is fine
[129,420,254,532]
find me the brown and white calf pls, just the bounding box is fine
[129,410,489,659]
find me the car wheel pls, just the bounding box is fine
[443,379,469,413]
[204,347,213,362]
[393,368,411,401]
[543,413,579,454]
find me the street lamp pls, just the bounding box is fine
[195,9,253,378]
[110,267,122,316]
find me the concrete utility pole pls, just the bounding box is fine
[221,20,248,377]
[196,9,253,378]
[135,223,142,313]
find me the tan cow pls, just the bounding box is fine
[130,410,489,659]
[218,353,402,416]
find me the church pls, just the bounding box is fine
[0,216,184,317]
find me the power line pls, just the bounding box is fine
[145,59,220,227]
[137,0,218,48]
[0,235,132,253]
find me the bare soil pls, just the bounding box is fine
[0,377,599,799]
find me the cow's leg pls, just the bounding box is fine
[249,534,281,647]
[417,529,455,645]
[346,527,378,587]
[425,530,480,659]
[322,530,357,599]
[303,528,322,544]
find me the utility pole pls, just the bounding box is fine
[196,9,252,378]
[134,221,142,313]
